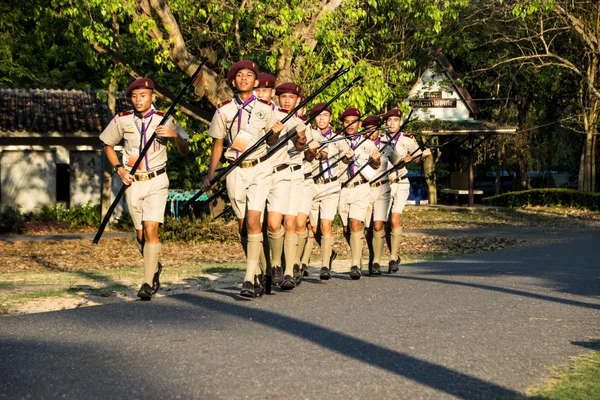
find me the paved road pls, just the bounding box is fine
[0,228,599,399]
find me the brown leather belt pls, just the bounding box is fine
[133,167,166,182]
[314,176,338,185]
[370,179,389,188]
[346,178,368,188]
[290,165,302,172]
[304,172,313,179]
[273,164,289,173]
[389,175,408,184]
[239,154,269,168]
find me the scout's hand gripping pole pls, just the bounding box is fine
[93,60,206,244]
[180,67,350,210]
[341,110,415,188]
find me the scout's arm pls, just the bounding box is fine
[155,125,189,156]
[103,145,134,185]
[202,138,224,192]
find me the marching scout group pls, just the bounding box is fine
[100,60,430,301]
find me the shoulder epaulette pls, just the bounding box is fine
[118,110,134,117]
[155,111,165,116]
[257,98,271,105]
[218,99,232,108]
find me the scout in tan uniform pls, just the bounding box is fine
[100,77,189,300]
[307,103,353,280]
[384,108,429,273]
[362,115,392,276]
[202,60,282,298]
[337,108,381,280]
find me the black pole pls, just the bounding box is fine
[93,59,206,244]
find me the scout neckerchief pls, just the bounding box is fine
[348,134,361,175]
[320,126,334,178]
[388,130,407,179]
[227,94,256,157]
[134,107,155,172]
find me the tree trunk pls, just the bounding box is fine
[423,155,437,204]
[579,131,596,191]
[100,76,117,227]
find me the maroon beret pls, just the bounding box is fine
[227,60,259,83]
[383,108,403,120]
[310,102,332,118]
[275,82,302,96]
[256,73,276,88]
[338,107,361,121]
[126,78,154,97]
[362,115,381,128]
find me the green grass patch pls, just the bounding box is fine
[483,189,600,211]
[518,349,600,400]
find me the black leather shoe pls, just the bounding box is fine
[388,259,399,273]
[152,262,163,294]
[319,267,331,280]
[372,263,382,275]
[137,283,153,300]
[293,264,302,286]
[272,266,283,286]
[302,263,309,277]
[240,281,255,298]
[254,275,266,297]
[281,275,296,290]
[349,266,362,280]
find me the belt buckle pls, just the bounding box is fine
[240,160,253,168]
[136,173,150,181]
[315,177,325,184]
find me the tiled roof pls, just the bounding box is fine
[0,88,133,134]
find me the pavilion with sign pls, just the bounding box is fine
[404,49,517,206]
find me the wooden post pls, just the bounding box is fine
[100,76,118,226]
[468,134,474,207]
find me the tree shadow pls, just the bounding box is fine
[571,339,600,351]
[171,292,521,399]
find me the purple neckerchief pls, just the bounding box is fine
[134,108,155,171]
[234,94,256,157]
[349,135,360,175]
[320,127,333,176]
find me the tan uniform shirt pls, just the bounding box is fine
[391,132,421,179]
[267,108,303,167]
[315,127,349,180]
[207,95,277,161]
[99,107,187,172]
[343,135,378,185]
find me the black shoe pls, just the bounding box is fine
[137,283,153,300]
[281,275,296,290]
[388,259,399,273]
[319,267,331,280]
[372,263,382,275]
[349,266,362,280]
[272,266,283,286]
[240,281,255,298]
[302,263,309,277]
[293,264,302,286]
[151,262,163,294]
[254,274,266,297]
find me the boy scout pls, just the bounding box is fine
[384,108,428,273]
[100,77,189,300]
[202,60,282,298]
[268,82,308,290]
[306,103,348,280]
[337,108,381,280]
[362,115,392,276]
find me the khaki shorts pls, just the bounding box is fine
[389,179,410,214]
[299,177,315,216]
[365,182,391,228]
[124,172,169,230]
[338,183,370,226]
[285,166,305,216]
[226,161,271,219]
[266,166,291,215]
[309,180,341,226]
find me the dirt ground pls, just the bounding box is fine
[2,205,598,316]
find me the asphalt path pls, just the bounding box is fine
[0,228,599,399]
